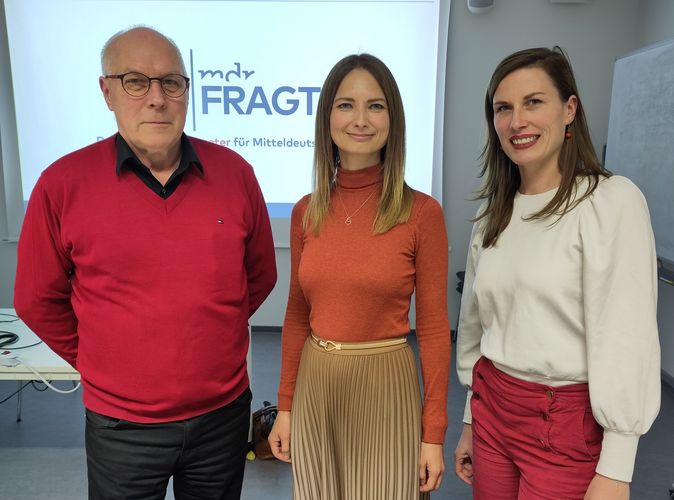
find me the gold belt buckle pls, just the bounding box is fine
[320,340,340,351]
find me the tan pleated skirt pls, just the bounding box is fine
[290,336,431,500]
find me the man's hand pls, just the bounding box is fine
[584,473,629,500]
[267,410,292,463]
[454,423,474,485]
[419,442,445,492]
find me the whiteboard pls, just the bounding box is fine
[605,38,674,264]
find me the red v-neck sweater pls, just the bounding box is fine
[14,135,277,423]
[278,165,451,443]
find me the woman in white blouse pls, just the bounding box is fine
[453,46,660,500]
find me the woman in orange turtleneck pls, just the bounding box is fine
[268,53,451,499]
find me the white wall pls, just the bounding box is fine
[250,222,290,328]
[0,0,21,307]
[2,1,674,381]
[443,0,640,324]
[637,0,674,47]
[0,243,17,307]
[635,0,674,382]
[442,0,674,380]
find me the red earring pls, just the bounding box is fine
[565,127,572,139]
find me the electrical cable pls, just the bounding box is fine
[0,312,22,350]
[0,381,32,405]
[0,379,73,406]
[0,312,19,323]
[30,381,50,392]
[0,318,78,395]
[13,358,81,394]
[0,319,43,349]
[0,331,19,348]
[6,341,43,350]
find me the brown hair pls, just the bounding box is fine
[304,53,413,234]
[476,46,610,247]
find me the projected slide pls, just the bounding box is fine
[5,0,442,216]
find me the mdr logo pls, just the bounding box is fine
[189,54,319,155]
[197,60,320,117]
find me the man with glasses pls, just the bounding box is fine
[14,27,277,500]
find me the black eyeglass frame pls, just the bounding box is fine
[104,72,190,97]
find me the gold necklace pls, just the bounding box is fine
[336,188,377,225]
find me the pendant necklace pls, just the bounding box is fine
[336,188,377,225]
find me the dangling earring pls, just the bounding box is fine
[565,124,572,139]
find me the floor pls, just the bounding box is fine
[1,332,673,499]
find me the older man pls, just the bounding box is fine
[14,27,276,499]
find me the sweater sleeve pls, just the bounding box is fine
[243,167,277,316]
[277,198,312,411]
[14,173,79,368]
[580,176,660,482]
[414,196,451,444]
[455,217,484,424]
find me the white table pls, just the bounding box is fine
[0,308,79,421]
[0,309,253,429]
[0,308,80,381]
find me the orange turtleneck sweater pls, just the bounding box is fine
[278,164,450,443]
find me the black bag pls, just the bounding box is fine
[251,401,277,460]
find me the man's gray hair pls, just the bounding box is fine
[100,25,187,74]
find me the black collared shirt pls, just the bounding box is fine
[115,134,203,198]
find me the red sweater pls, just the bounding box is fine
[278,165,450,443]
[14,136,276,423]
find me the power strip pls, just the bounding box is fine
[0,350,20,367]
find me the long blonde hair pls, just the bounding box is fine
[476,47,610,247]
[304,53,413,234]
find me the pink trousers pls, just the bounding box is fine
[470,357,602,500]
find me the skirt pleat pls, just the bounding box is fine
[291,337,431,500]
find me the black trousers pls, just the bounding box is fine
[85,387,252,500]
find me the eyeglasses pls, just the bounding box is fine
[104,72,190,98]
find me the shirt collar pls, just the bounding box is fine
[115,133,203,177]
